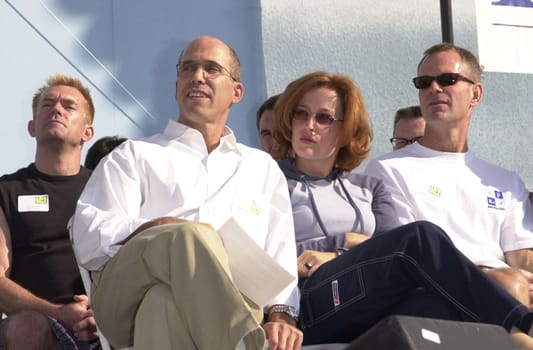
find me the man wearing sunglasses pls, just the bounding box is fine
[366,43,533,312]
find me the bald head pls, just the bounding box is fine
[178,36,241,82]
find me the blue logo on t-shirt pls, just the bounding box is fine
[487,189,506,210]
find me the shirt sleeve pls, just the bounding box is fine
[71,143,147,271]
[500,174,533,253]
[371,177,403,234]
[263,164,301,313]
[364,159,415,225]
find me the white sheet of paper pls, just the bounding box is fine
[218,218,295,307]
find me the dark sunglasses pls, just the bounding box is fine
[412,73,475,90]
[291,108,343,126]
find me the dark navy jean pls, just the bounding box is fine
[299,221,533,345]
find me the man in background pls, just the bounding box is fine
[256,94,281,160]
[389,105,425,150]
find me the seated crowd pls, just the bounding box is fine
[1,35,532,350]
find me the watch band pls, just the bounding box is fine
[267,304,299,321]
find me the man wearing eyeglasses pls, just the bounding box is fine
[366,43,533,312]
[390,105,425,150]
[71,36,302,350]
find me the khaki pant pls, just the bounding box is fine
[91,222,265,349]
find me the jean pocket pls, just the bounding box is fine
[300,266,365,328]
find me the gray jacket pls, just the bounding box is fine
[279,158,400,255]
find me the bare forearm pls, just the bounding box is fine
[344,232,369,249]
[0,276,60,317]
[521,250,533,273]
[504,249,533,273]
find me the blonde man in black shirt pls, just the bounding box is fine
[0,74,98,350]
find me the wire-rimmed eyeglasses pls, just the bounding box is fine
[291,108,343,127]
[177,60,238,81]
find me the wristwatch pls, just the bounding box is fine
[336,247,349,256]
[267,304,299,322]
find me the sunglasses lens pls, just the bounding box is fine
[413,77,433,89]
[315,114,334,125]
[436,74,458,87]
[292,109,308,122]
[414,73,474,89]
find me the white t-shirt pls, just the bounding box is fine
[71,120,299,308]
[365,142,533,268]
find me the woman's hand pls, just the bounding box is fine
[297,250,336,278]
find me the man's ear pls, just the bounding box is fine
[82,125,95,143]
[27,120,36,137]
[471,83,483,107]
[231,82,244,104]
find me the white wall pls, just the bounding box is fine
[2,0,532,189]
[1,0,266,171]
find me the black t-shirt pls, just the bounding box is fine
[0,163,91,303]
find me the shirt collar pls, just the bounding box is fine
[163,120,239,155]
[409,141,473,163]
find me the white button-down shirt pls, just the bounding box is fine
[71,120,299,308]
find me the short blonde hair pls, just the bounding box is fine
[274,71,372,172]
[32,74,95,124]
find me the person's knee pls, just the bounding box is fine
[138,221,220,259]
[4,310,51,336]
[415,221,448,238]
[166,221,220,247]
[177,221,216,237]
[3,311,57,349]
[141,221,224,278]
[400,220,451,244]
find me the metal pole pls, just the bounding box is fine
[440,0,454,43]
